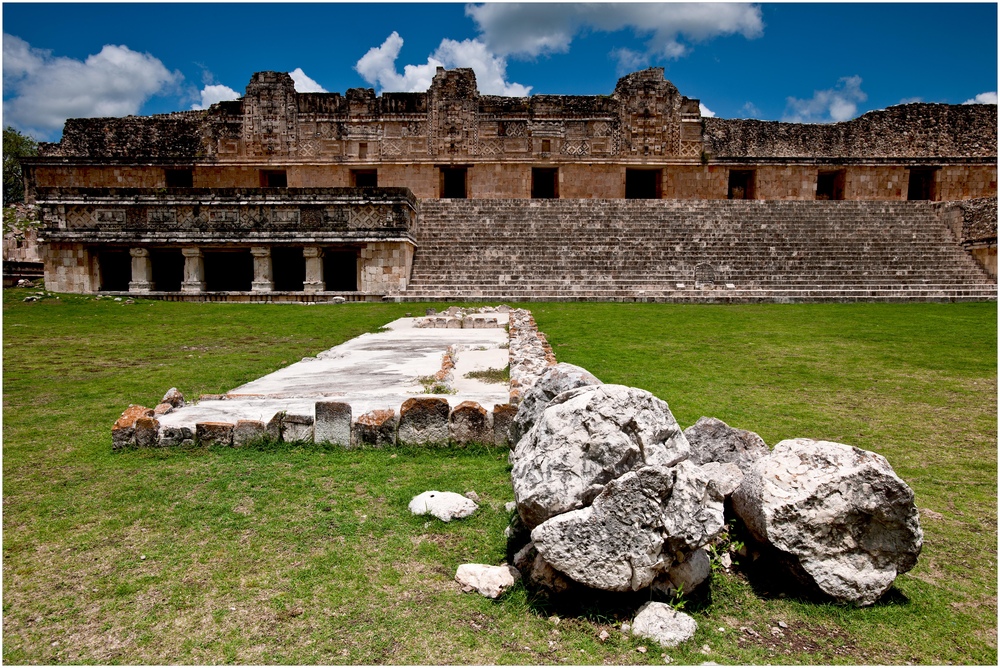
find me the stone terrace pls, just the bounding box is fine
[397,199,996,303]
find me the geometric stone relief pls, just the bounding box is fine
[561,140,591,156]
[209,209,239,224]
[349,205,392,230]
[478,139,504,156]
[381,139,404,157]
[270,208,301,225]
[95,209,126,225]
[148,209,177,224]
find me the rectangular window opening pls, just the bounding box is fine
[440,167,468,199]
[204,250,253,291]
[97,250,131,292]
[351,169,378,188]
[816,170,846,200]
[323,249,359,291]
[531,168,559,199]
[625,168,662,199]
[907,167,938,201]
[164,168,193,188]
[540,139,552,153]
[271,247,306,292]
[727,169,756,200]
[260,170,288,188]
[358,142,368,160]
[150,249,184,291]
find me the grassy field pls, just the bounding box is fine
[2,289,996,664]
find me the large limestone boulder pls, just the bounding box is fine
[512,384,690,529]
[684,416,769,473]
[509,363,602,444]
[530,463,724,592]
[731,438,923,606]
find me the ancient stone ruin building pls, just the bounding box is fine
[23,67,998,301]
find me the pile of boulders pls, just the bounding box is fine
[491,362,922,646]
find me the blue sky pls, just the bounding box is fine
[3,2,998,141]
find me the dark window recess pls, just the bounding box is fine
[98,250,131,291]
[625,169,662,199]
[532,168,559,199]
[907,168,937,201]
[164,168,193,188]
[728,170,755,200]
[323,250,358,291]
[541,139,551,152]
[272,247,306,291]
[358,142,368,159]
[260,170,288,188]
[816,170,846,200]
[150,249,184,291]
[204,251,253,291]
[440,167,468,199]
[352,169,378,188]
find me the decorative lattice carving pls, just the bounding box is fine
[270,208,300,224]
[349,204,391,229]
[561,140,591,156]
[478,138,504,156]
[381,139,404,157]
[148,209,176,224]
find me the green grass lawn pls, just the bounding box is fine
[3,290,996,664]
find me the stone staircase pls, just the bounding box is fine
[397,199,996,303]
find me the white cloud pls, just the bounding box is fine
[191,84,241,110]
[699,102,715,118]
[289,67,327,93]
[741,101,762,118]
[783,76,867,123]
[899,96,923,104]
[3,33,181,138]
[466,2,763,61]
[964,91,998,104]
[355,31,531,96]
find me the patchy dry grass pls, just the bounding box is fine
[3,292,996,664]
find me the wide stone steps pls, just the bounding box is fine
[401,199,994,303]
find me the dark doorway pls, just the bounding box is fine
[204,251,253,291]
[150,249,184,291]
[440,167,468,198]
[260,170,288,188]
[531,168,558,199]
[816,170,846,200]
[272,247,305,291]
[323,250,358,291]
[165,168,193,188]
[728,170,756,199]
[625,169,662,199]
[907,168,937,201]
[98,250,131,291]
[352,169,378,188]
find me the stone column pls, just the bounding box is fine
[303,246,325,293]
[181,247,206,293]
[250,246,274,292]
[129,248,153,293]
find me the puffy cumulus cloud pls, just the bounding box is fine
[191,84,241,110]
[741,101,762,118]
[466,2,763,61]
[964,91,998,104]
[783,76,867,123]
[3,33,181,138]
[699,102,715,118]
[355,31,530,96]
[289,67,327,93]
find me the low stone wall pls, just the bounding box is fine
[936,197,997,279]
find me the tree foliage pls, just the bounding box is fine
[4,126,38,206]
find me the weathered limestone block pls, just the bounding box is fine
[512,541,574,594]
[731,438,923,606]
[196,422,234,446]
[683,416,769,473]
[314,401,352,446]
[509,363,602,445]
[653,548,712,597]
[492,403,517,447]
[455,564,520,599]
[511,384,690,529]
[449,401,491,444]
[112,404,154,450]
[353,409,397,447]
[530,464,724,592]
[158,425,194,447]
[409,490,478,521]
[266,411,287,441]
[153,402,174,416]
[233,420,266,447]
[134,416,161,448]
[698,461,744,498]
[397,397,450,445]
[283,414,314,442]
[161,387,185,408]
[631,602,698,648]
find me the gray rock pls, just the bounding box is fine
[684,417,768,474]
[315,401,352,446]
[530,463,724,591]
[134,417,160,448]
[513,542,574,594]
[449,401,491,444]
[282,414,314,442]
[653,548,712,597]
[512,384,690,529]
[492,403,517,447]
[632,602,698,648]
[161,387,185,408]
[353,409,397,447]
[196,422,234,446]
[697,461,744,498]
[233,420,266,447]
[509,363,602,444]
[397,397,450,445]
[158,425,193,447]
[408,491,478,522]
[455,564,520,598]
[731,438,923,606]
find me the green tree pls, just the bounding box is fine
[3,126,38,206]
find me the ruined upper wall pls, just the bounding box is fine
[40,111,207,158]
[704,104,997,160]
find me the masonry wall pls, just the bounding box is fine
[359,242,415,292]
[41,242,94,293]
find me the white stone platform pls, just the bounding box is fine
[157,314,511,430]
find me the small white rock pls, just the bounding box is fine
[455,564,520,598]
[409,491,478,522]
[632,602,697,648]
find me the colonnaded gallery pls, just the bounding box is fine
[21,68,998,302]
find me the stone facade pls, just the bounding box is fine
[20,66,998,299]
